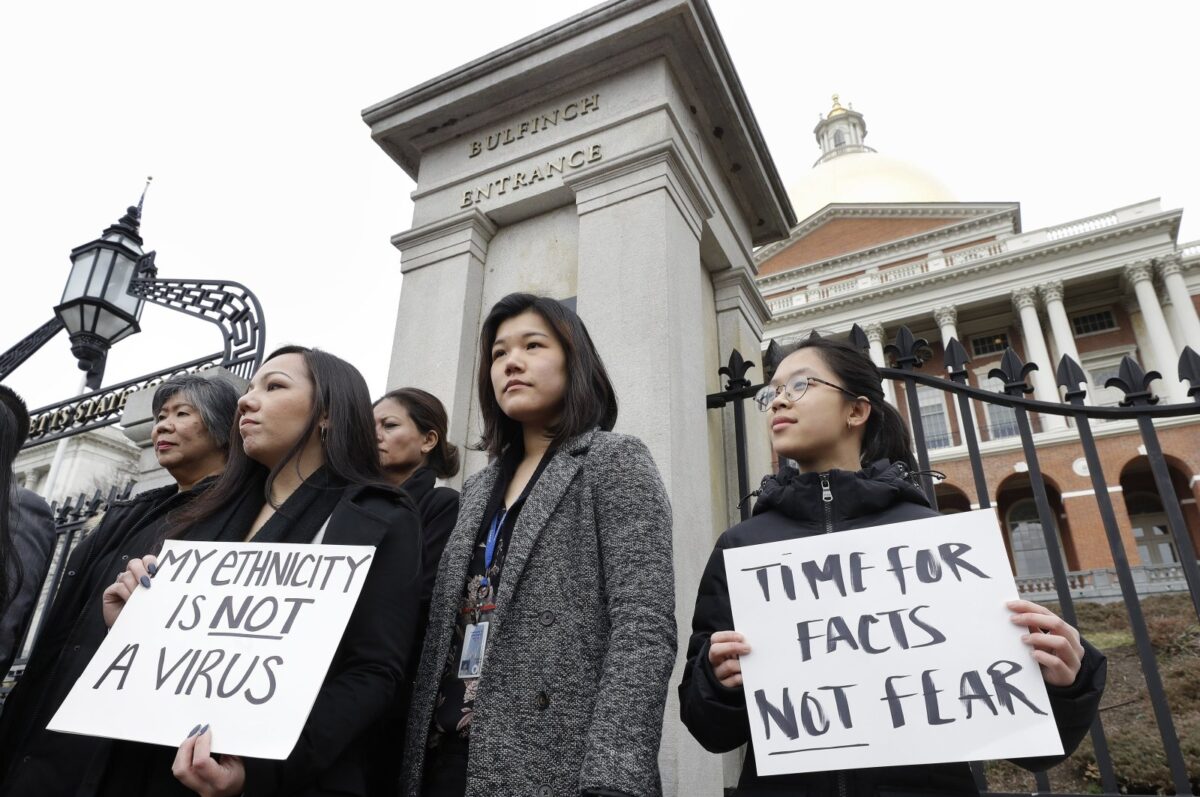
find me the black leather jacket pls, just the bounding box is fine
[678,461,1106,796]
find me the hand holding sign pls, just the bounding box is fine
[102,553,159,628]
[1008,599,1085,686]
[173,726,244,797]
[708,631,751,688]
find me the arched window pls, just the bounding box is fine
[833,130,846,148]
[1006,499,1056,576]
[1126,491,1177,565]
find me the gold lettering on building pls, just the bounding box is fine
[460,143,603,209]
[468,94,600,158]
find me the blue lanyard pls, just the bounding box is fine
[480,507,508,588]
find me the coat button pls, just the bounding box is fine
[535,691,550,710]
[535,787,551,797]
[67,570,75,577]
[539,610,555,626]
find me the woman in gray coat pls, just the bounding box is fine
[403,293,677,797]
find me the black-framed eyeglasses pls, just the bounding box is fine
[754,375,862,411]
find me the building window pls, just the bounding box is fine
[1088,365,1123,407]
[1006,499,1056,577]
[971,333,1010,357]
[833,130,846,148]
[1126,491,1178,566]
[915,383,953,449]
[983,376,1019,439]
[1071,309,1117,336]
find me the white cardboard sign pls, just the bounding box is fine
[723,509,1063,775]
[49,540,375,760]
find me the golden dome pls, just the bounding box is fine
[787,151,956,222]
[827,94,848,118]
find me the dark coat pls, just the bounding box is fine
[678,461,1107,797]
[0,482,185,797]
[0,487,56,676]
[239,483,424,797]
[402,430,677,797]
[400,466,459,609]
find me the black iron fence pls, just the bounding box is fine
[707,325,1200,796]
[0,482,133,703]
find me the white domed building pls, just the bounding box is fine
[754,97,1200,597]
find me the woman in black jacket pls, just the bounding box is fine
[101,346,424,797]
[374,387,460,606]
[0,373,239,797]
[678,334,1106,797]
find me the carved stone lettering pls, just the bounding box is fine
[460,142,604,209]
[467,94,600,158]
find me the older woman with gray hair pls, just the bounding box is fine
[0,372,241,797]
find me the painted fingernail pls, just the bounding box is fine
[187,724,201,738]
[147,563,157,576]
[139,575,152,589]
[199,724,209,736]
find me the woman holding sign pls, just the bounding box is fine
[401,293,677,797]
[100,346,424,797]
[678,334,1106,796]
[0,374,239,797]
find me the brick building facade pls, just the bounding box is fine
[756,97,1200,595]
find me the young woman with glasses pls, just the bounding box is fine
[402,293,676,797]
[678,333,1106,797]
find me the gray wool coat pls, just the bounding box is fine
[401,430,676,797]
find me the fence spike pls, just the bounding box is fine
[763,339,785,378]
[719,349,754,390]
[848,324,870,354]
[1107,355,1160,407]
[1055,353,1090,402]
[944,337,971,381]
[885,325,929,370]
[989,348,1036,396]
[1179,346,1200,401]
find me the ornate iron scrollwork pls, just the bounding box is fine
[0,318,65,383]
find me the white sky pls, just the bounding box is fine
[2,0,1197,413]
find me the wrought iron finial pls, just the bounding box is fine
[137,176,153,216]
[764,339,785,379]
[719,349,755,391]
[989,348,1036,396]
[943,337,971,382]
[848,323,870,354]
[1105,355,1160,406]
[807,329,823,341]
[1055,354,1090,404]
[884,326,929,370]
[1179,346,1200,402]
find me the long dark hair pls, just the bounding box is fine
[0,386,29,602]
[775,334,916,471]
[169,346,387,537]
[476,293,617,458]
[374,387,460,478]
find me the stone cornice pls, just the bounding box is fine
[754,204,1019,278]
[767,214,1180,324]
[391,208,498,274]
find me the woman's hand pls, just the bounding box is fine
[708,630,751,688]
[173,726,245,797]
[101,554,157,628]
[1007,599,1085,687]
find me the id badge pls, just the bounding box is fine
[457,621,490,679]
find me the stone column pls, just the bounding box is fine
[863,321,896,407]
[386,210,496,487]
[1038,280,1092,402]
[569,146,721,797]
[1159,255,1200,350]
[932,304,974,446]
[1126,261,1186,402]
[1012,287,1067,430]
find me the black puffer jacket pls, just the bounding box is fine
[678,461,1106,797]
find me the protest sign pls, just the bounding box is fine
[49,540,375,760]
[723,509,1063,775]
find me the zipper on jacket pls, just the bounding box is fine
[837,771,848,797]
[820,472,834,534]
